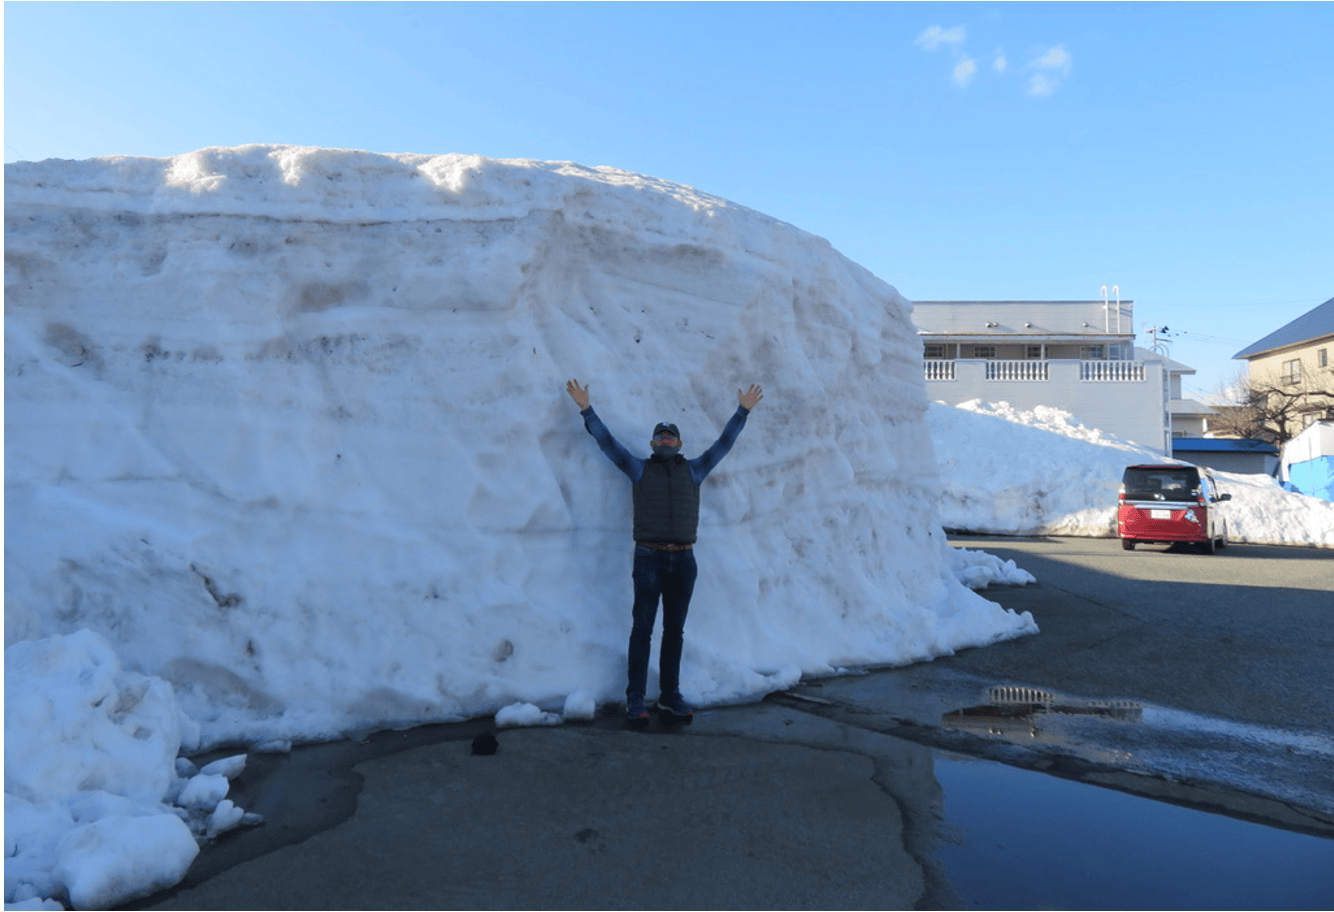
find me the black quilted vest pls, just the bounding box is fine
[632,455,700,544]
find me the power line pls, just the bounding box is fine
[1171,329,1251,346]
[1149,298,1322,311]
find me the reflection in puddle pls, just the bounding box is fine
[942,685,1143,765]
[943,684,1142,738]
[933,752,1334,910]
[936,680,1334,824]
[942,683,1334,758]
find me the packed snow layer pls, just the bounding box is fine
[4,146,1036,752]
[929,399,1334,546]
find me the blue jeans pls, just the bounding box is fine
[627,546,697,700]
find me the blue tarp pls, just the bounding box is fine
[1172,437,1279,454]
[1287,457,1334,502]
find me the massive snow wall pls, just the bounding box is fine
[5,146,1035,745]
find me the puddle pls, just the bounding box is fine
[784,668,1334,828]
[942,682,1334,760]
[933,751,1334,910]
[936,681,1334,823]
[730,694,1334,908]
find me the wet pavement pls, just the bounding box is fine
[139,710,937,910]
[135,691,1334,911]
[133,537,1334,909]
[774,665,1334,835]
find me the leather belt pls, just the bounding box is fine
[636,542,694,551]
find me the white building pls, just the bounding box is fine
[1141,348,1217,438]
[914,299,1177,454]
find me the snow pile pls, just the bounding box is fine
[1218,473,1334,546]
[948,546,1037,589]
[929,399,1334,546]
[4,145,1035,749]
[494,702,563,728]
[955,399,1148,447]
[4,630,257,910]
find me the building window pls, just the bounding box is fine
[973,345,996,359]
[924,343,946,359]
[1282,359,1302,385]
[1026,345,1044,359]
[1319,348,1329,368]
[1080,345,1106,360]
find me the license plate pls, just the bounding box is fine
[1149,509,1173,520]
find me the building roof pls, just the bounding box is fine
[1233,296,1334,360]
[1134,346,1194,374]
[913,300,1135,339]
[1172,437,1279,454]
[1168,398,1217,416]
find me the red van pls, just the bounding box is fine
[1117,464,1232,554]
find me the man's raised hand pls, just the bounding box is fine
[566,378,591,410]
[738,384,764,411]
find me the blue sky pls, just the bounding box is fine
[5,1,1331,400]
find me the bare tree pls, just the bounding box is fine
[1211,367,1334,446]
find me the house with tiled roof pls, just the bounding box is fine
[1233,296,1334,431]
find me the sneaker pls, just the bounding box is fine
[656,693,694,717]
[626,694,650,724]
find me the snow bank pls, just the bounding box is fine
[4,146,1036,755]
[1219,472,1334,547]
[929,399,1334,546]
[4,630,257,909]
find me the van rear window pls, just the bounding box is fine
[1122,467,1200,502]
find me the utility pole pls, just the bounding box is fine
[1146,325,1173,357]
[1145,325,1174,456]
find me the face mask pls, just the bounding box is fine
[652,443,681,458]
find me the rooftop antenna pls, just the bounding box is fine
[1147,324,1172,357]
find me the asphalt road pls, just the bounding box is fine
[942,535,1334,735]
[133,535,1334,910]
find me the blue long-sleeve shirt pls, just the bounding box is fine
[580,405,751,485]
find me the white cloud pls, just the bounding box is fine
[953,59,978,89]
[1027,73,1059,97]
[1025,45,1073,96]
[914,25,966,52]
[1030,45,1073,75]
[915,27,1072,97]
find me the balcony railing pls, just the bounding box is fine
[1080,360,1145,382]
[985,360,1049,381]
[923,358,1147,382]
[924,359,956,381]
